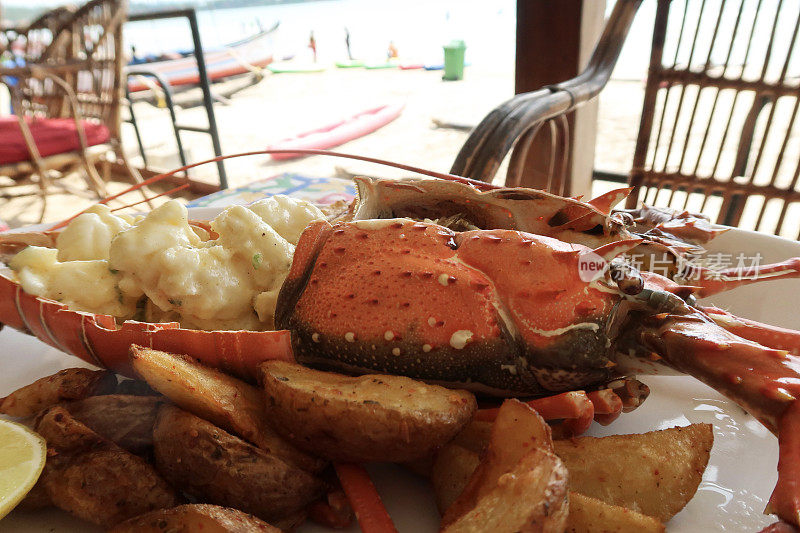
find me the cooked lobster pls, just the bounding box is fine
[2,151,800,526]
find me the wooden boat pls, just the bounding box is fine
[127,22,278,92]
[265,103,404,160]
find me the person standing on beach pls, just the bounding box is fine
[344,27,353,60]
[309,31,317,62]
[387,40,398,60]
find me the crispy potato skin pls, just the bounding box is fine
[451,420,493,454]
[34,406,178,528]
[442,447,569,533]
[566,493,665,533]
[130,345,325,473]
[432,444,481,514]
[113,379,159,396]
[65,394,163,454]
[153,404,323,524]
[442,399,551,527]
[0,368,116,417]
[260,360,477,463]
[430,445,665,533]
[108,504,281,533]
[554,424,713,522]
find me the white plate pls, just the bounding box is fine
[1,213,798,532]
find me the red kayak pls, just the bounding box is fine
[266,104,404,160]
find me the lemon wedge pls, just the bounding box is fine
[0,419,46,519]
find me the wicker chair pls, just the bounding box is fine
[0,0,146,221]
[1,5,77,62]
[451,0,642,197]
[454,0,800,237]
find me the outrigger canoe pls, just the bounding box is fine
[127,23,278,92]
[266,103,404,160]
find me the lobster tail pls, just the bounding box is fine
[0,270,294,380]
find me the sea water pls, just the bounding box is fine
[123,0,518,70]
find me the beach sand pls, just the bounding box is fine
[0,64,642,227]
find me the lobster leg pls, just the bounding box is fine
[475,390,595,436]
[685,258,800,297]
[639,310,800,525]
[702,306,800,356]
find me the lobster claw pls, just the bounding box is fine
[638,308,800,526]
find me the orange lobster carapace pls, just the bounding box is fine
[2,150,800,526]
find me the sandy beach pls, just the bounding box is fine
[0,62,643,228]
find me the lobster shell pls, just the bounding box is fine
[0,270,293,380]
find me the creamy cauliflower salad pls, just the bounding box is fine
[9,196,325,330]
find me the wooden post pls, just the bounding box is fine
[515,0,605,196]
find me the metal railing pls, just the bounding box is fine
[124,8,228,188]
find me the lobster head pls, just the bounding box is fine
[275,215,642,396]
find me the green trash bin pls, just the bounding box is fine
[443,39,466,81]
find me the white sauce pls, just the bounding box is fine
[449,330,473,349]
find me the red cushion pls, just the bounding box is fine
[0,116,110,165]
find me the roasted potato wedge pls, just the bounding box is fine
[432,443,481,514]
[153,404,323,524]
[130,345,324,472]
[442,399,551,526]
[554,424,713,521]
[451,419,492,454]
[442,447,569,533]
[34,405,178,527]
[108,504,280,533]
[566,492,665,533]
[259,360,476,463]
[113,378,159,396]
[64,394,163,454]
[0,368,116,417]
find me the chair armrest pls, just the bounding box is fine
[0,59,91,79]
[451,0,643,185]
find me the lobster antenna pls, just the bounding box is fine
[49,149,499,230]
[109,184,190,213]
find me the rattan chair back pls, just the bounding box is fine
[629,0,800,237]
[13,0,127,142]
